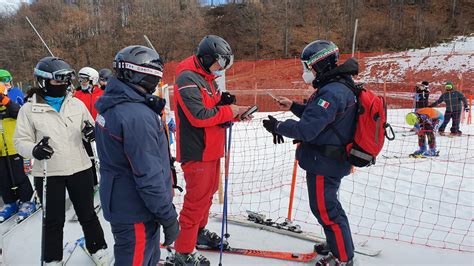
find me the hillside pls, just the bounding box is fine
[0,0,473,84]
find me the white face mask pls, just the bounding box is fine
[302,70,315,84]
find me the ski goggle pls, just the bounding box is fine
[78,76,91,83]
[445,84,453,90]
[99,77,107,82]
[34,68,76,82]
[217,54,234,70]
[0,76,12,83]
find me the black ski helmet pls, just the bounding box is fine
[301,40,339,76]
[196,35,234,72]
[34,57,75,88]
[113,45,164,92]
[99,68,113,82]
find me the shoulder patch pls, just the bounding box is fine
[96,114,106,127]
[317,98,330,109]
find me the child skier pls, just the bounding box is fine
[0,83,36,222]
[405,107,444,157]
[429,81,469,136]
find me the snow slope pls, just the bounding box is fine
[358,36,474,85]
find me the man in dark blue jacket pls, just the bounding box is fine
[95,45,179,265]
[263,40,356,266]
[429,81,469,135]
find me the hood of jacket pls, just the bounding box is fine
[95,77,146,114]
[313,57,359,88]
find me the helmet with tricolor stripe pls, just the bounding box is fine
[300,40,339,76]
[113,45,164,93]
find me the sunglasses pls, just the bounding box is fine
[217,54,234,70]
[445,84,453,89]
[34,68,76,82]
[0,76,12,83]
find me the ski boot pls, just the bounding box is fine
[450,130,462,136]
[409,146,426,158]
[316,253,353,266]
[0,202,19,222]
[423,148,439,157]
[314,242,330,255]
[16,201,37,223]
[173,252,210,266]
[196,228,229,250]
[91,248,111,266]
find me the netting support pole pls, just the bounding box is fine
[468,95,472,125]
[287,144,300,221]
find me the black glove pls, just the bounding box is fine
[82,121,95,142]
[160,217,180,246]
[217,92,236,106]
[32,137,54,160]
[465,107,470,112]
[218,121,234,128]
[263,115,284,144]
[145,94,166,115]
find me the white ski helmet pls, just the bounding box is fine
[78,67,99,85]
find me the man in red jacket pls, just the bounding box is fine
[74,67,103,120]
[74,66,103,187]
[173,35,249,265]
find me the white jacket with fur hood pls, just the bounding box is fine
[14,93,93,177]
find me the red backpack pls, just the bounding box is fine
[340,80,395,167]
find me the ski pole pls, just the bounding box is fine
[219,126,232,266]
[25,17,55,57]
[0,125,18,193]
[40,136,50,266]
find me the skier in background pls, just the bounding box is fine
[14,57,109,265]
[429,81,469,136]
[74,67,104,188]
[405,107,444,157]
[0,69,24,106]
[98,68,113,90]
[263,40,356,266]
[414,81,430,109]
[94,45,179,265]
[0,82,36,222]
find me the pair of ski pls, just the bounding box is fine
[212,211,381,257]
[408,151,439,159]
[161,244,317,264]
[63,237,96,264]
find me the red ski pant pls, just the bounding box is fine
[174,160,220,253]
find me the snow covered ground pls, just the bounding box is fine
[358,35,474,84]
[2,109,473,265]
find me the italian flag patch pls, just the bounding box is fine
[318,98,330,109]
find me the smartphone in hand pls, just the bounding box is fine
[241,105,258,119]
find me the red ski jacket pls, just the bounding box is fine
[74,85,104,120]
[173,55,234,162]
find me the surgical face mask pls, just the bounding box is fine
[213,70,225,77]
[81,83,91,92]
[302,69,316,84]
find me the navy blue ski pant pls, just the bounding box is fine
[439,110,461,133]
[306,173,354,262]
[111,220,161,266]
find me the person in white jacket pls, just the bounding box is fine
[13,57,109,266]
